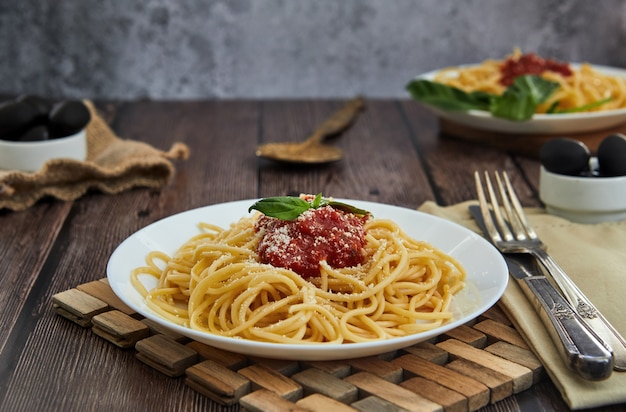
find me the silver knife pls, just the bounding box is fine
[469,205,614,381]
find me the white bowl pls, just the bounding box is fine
[0,129,87,172]
[539,165,626,224]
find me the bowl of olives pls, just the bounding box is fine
[539,134,626,224]
[0,96,91,172]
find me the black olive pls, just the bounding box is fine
[20,125,50,142]
[16,94,52,123]
[0,100,40,141]
[597,134,626,177]
[539,138,591,176]
[48,100,91,138]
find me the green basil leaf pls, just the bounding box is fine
[490,88,537,120]
[249,195,371,220]
[312,193,323,208]
[546,101,560,113]
[405,79,492,111]
[248,196,311,220]
[553,97,613,113]
[326,201,370,217]
[509,75,560,105]
[406,75,561,121]
[490,76,559,120]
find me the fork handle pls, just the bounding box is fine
[520,276,614,381]
[530,248,626,371]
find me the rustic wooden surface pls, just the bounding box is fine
[0,99,623,411]
[439,119,626,159]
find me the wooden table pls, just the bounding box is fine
[0,99,622,411]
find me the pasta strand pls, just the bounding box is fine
[131,214,466,344]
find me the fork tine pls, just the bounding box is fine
[495,171,527,241]
[474,171,502,244]
[502,171,538,239]
[484,171,515,242]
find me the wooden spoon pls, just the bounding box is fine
[256,97,365,164]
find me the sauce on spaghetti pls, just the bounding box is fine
[255,206,368,278]
[499,53,572,86]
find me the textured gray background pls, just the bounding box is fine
[2,0,625,99]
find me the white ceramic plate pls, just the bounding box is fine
[415,64,626,134]
[107,199,508,361]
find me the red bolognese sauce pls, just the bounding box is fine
[499,53,572,86]
[255,206,369,279]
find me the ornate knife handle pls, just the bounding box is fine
[531,247,626,371]
[520,275,613,381]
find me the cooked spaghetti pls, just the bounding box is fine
[131,208,466,344]
[434,48,626,113]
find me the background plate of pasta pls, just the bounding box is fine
[408,51,626,134]
[107,198,508,361]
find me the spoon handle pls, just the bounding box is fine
[307,97,365,144]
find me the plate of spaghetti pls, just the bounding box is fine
[407,50,626,134]
[107,196,508,360]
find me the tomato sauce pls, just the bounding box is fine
[255,206,368,278]
[499,53,572,86]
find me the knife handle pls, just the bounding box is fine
[520,276,614,381]
[530,247,626,371]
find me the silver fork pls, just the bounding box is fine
[475,171,626,372]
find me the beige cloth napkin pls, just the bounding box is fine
[418,200,626,410]
[0,101,189,211]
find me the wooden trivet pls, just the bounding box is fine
[92,310,150,348]
[440,119,626,158]
[53,279,546,412]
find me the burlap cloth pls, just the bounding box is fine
[419,200,626,410]
[0,101,189,211]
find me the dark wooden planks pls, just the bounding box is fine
[0,100,259,412]
[111,99,261,208]
[399,100,543,207]
[257,100,433,209]
[0,200,73,384]
[0,99,597,412]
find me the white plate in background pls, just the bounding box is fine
[414,64,626,134]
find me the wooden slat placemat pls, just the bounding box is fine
[52,278,545,412]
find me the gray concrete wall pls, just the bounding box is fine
[1,0,625,99]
